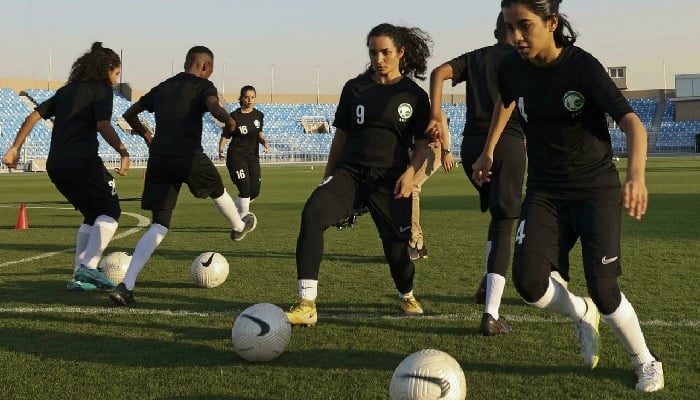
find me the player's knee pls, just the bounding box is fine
[586,275,622,314]
[513,261,549,303]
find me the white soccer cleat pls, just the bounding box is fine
[573,297,600,369]
[634,359,664,392]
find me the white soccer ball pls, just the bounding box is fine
[231,303,292,362]
[389,349,467,400]
[191,251,229,288]
[98,252,132,283]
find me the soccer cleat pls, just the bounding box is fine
[66,278,97,291]
[479,313,512,336]
[418,246,428,259]
[408,245,420,261]
[74,264,117,289]
[573,297,601,369]
[400,294,424,315]
[231,212,257,242]
[473,275,487,304]
[285,298,317,326]
[109,283,136,306]
[634,359,664,392]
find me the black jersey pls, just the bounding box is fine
[36,80,113,161]
[222,108,264,159]
[140,72,218,156]
[333,73,430,169]
[499,46,634,196]
[448,43,524,139]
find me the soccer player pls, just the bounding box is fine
[408,109,454,261]
[218,85,270,219]
[285,23,433,326]
[110,46,256,306]
[2,42,128,291]
[427,11,526,335]
[472,0,663,391]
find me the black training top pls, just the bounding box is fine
[36,80,113,160]
[499,46,634,196]
[222,108,264,159]
[448,42,524,139]
[333,73,430,169]
[140,72,218,156]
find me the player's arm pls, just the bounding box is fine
[471,96,515,186]
[122,100,153,146]
[97,120,130,176]
[426,63,454,140]
[218,135,228,161]
[206,95,236,134]
[439,109,454,172]
[258,132,270,153]
[2,110,42,170]
[618,112,648,220]
[324,128,347,178]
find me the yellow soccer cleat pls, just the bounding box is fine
[286,298,317,327]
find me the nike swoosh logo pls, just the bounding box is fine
[202,253,215,267]
[601,256,618,265]
[319,175,333,186]
[242,314,271,336]
[402,374,451,398]
[399,226,411,233]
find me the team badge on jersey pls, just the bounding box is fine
[254,120,261,129]
[397,103,413,121]
[563,91,585,112]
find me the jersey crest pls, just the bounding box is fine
[254,119,261,129]
[397,103,413,121]
[563,90,585,113]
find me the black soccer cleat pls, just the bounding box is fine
[110,283,136,306]
[479,313,512,336]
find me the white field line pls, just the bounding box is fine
[0,306,697,328]
[0,210,150,268]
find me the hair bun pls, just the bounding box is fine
[91,42,104,52]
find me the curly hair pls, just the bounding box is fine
[67,42,121,85]
[364,23,433,81]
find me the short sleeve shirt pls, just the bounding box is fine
[222,108,264,159]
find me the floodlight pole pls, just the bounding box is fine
[316,65,320,105]
[270,64,274,103]
[48,46,52,91]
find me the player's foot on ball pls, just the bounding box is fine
[74,264,117,289]
[231,213,257,242]
[109,283,136,306]
[66,278,97,291]
[473,275,487,304]
[286,298,317,326]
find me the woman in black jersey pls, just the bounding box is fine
[429,11,528,336]
[472,0,663,392]
[2,42,130,291]
[218,85,270,220]
[286,23,432,326]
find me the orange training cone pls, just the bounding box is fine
[16,202,29,230]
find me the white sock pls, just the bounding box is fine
[399,290,414,300]
[74,224,92,274]
[298,279,318,300]
[122,223,168,290]
[213,189,244,231]
[80,215,118,269]
[601,292,655,366]
[238,197,251,216]
[528,277,587,320]
[484,273,506,320]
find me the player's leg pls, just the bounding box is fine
[288,167,360,326]
[578,193,663,391]
[479,134,526,334]
[367,170,422,315]
[227,156,253,217]
[239,159,262,217]
[513,194,600,368]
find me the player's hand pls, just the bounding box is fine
[219,150,226,161]
[264,144,271,154]
[393,171,414,199]
[115,155,130,176]
[621,177,647,220]
[424,118,441,142]
[142,132,153,147]
[441,151,454,173]
[471,153,493,187]
[2,148,20,171]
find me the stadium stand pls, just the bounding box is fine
[1,88,698,171]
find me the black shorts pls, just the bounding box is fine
[513,190,623,283]
[141,153,225,210]
[47,157,121,223]
[226,155,261,199]
[305,165,412,240]
[461,133,525,218]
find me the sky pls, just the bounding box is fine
[1,0,697,99]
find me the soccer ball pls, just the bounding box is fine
[191,251,229,288]
[389,349,467,400]
[98,252,132,283]
[231,303,292,362]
